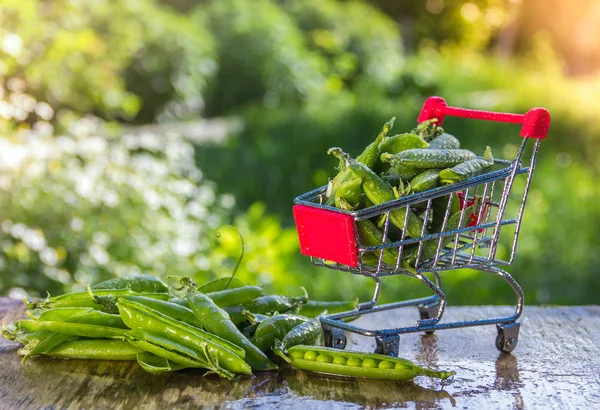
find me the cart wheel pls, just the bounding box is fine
[418,301,440,335]
[323,325,347,350]
[495,322,520,353]
[374,335,400,357]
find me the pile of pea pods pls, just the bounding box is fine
[1,274,453,381]
[325,118,493,268]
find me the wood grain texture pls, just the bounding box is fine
[1,298,599,409]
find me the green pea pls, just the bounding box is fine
[332,355,348,365]
[395,362,412,370]
[304,350,318,361]
[362,358,378,368]
[316,354,333,364]
[378,360,394,369]
[290,350,305,359]
[347,357,363,367]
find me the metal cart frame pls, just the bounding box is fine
[293,97,550,356]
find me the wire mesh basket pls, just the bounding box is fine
[293,96,550,356]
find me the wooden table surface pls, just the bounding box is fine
[1,298,599,409]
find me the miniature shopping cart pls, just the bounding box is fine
[292,97,550,356]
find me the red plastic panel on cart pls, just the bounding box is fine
[293,204,358,267]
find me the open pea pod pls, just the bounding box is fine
[277,345,455,381]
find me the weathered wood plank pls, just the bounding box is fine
[1,299,599,409]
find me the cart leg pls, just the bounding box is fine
[374,335,400,357]
[413,272,446,327]
[418,299,440,335]
[496,322,520,353]
[322,323,347,350]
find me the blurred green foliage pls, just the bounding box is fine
[1,0,600,306]
[0,0,214,129]
[0,117,232,297]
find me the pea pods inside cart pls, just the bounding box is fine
[292,96,550,357]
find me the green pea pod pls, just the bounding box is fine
[240,311,270,339]
[14,330,53,346]
[240,294,307,316]
[167,297,189,308]
[198,277,247,293]
[428,133,460,149]
[242,311,270,325]
[207,286,263,308]
[20,333,77,362]
[116,296,201,327]
[277,345,455,381]
[379,133,429,155]
[300,299,359,318]
[167,286,261,310]
[411,205,475,266]
[326,118,395,204]
[91,274,168,293]
[334,178,363,210]
[274,316,325,355]
[2,322,52,346]
[439,146,494,184]
[388,148,477,169]
[117,299,251,376]
[431,194,460,233]
[45,339,141,361]
[380,159,420,182]
[26,289,169,311]
[185,286,278,371]
[20,321,127,339]
[34,308,127,329]
[410,169,441,193]
[126,328,210,368]
[330,149,424,238]
[252,314,308,354]
[355,117,395,169]
[136,351,187,373]
[356,219,399,267]
[116,299,246,358]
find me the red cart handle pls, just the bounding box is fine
[418,96,550,139]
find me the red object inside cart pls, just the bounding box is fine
[456,192,488,231]
[293,204,358,267]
